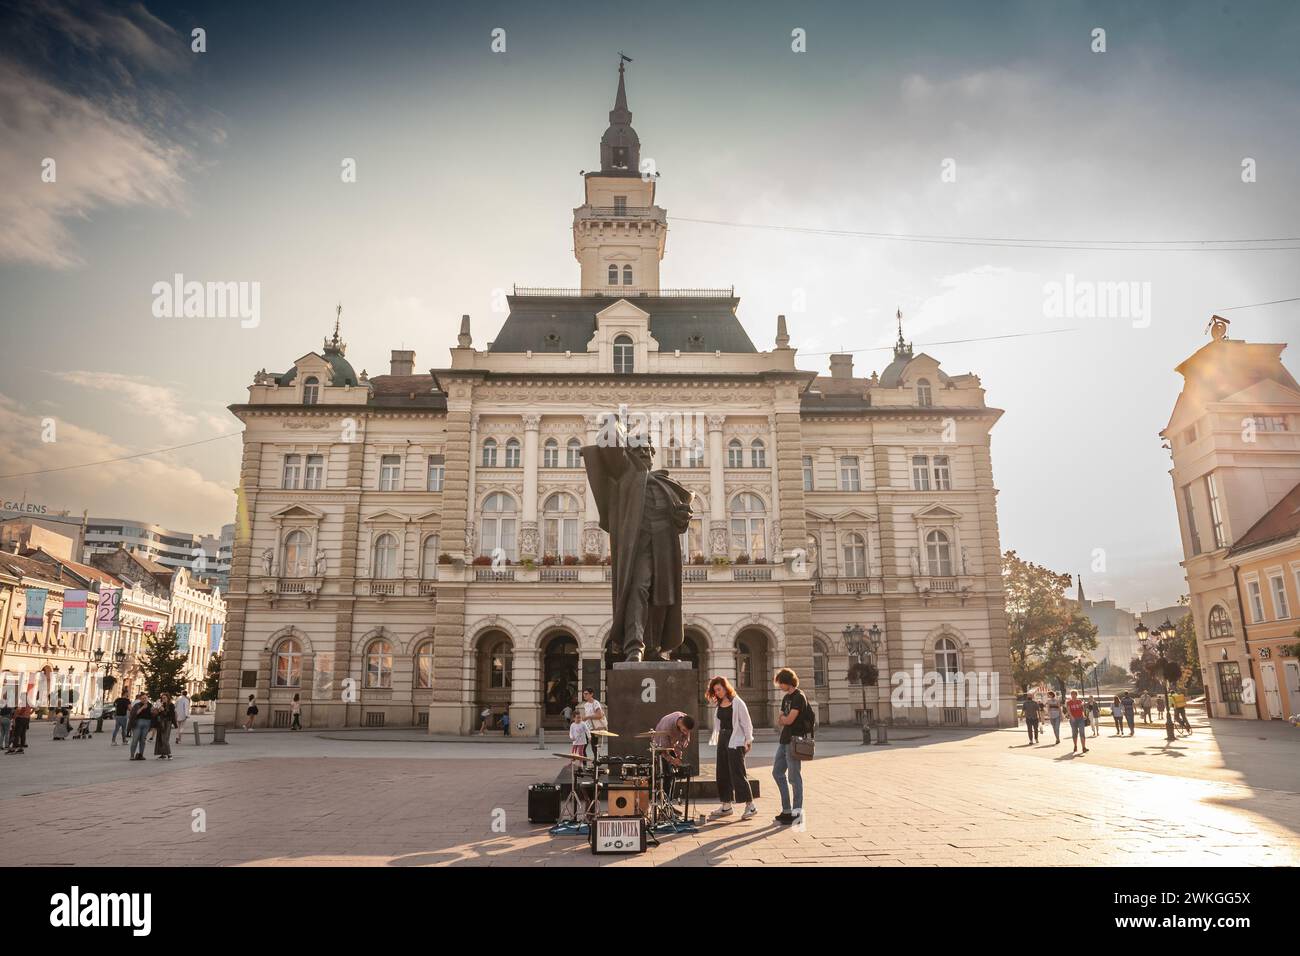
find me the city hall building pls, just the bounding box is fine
[216,66,1014,734]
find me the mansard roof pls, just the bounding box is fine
[488,294,756,354]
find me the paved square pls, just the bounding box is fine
[1,710,1296,866]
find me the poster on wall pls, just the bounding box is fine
[95,587,122,630]
[62,590,88,631]
[176,622,191,652]
[210,622,223,654]
[142,621,160,635]
[23,589,48,630]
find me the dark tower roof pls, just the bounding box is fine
[599,59,640,173]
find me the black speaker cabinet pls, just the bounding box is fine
[527,783,560,823]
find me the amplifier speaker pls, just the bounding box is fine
[528,784,560,823]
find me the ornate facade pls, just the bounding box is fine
[216,66,1014,733]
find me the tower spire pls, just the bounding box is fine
[325,303,346,354]
[893,308,912,361]
[599,54,639,171]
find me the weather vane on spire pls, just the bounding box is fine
[325,303,346,353]
[894,308,913,360]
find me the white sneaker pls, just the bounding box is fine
[740,804,758,820]
[709,805,734,818]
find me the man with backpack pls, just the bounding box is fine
[772,668,812,826]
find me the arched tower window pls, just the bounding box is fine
[607,264,618,286]
[622,265,633,286]
[613,334,634,375]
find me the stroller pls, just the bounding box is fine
[71,719,92,739]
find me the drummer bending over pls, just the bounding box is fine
[651,711,696,788]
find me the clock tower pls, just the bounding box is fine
[573,59,667,293]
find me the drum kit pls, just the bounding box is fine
[551,728,694,840]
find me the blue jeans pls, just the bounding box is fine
[771,742,803,812]
[1070,717,1088,746]
[1049,716,1061,741]
[0,717,8,749]
[129,720,152,758]
[112,715,128,743]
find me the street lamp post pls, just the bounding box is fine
[843,623,883,745]
[90,649,106,732]
[1136,619,1179,742]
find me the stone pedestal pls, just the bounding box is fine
[606,661,701,774]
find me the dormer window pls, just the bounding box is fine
[613,334,634,374]
[608,265,619,286]
[917,378,933,407]
[303,377,320,405]
[622,265,633,286]
[612,146,629,168]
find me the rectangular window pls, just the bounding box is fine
[380,455,401,491]
[1182,484,1202,556]
[1205,472,1226,548]
[426,455,444,491]
[802,456,814,491]
[1247,579,1265,623]
[932,455,951,491]
[911,455,931,491]
[1269,574,1290,619]
[304,455,324,490]
[613,195,627,214]
[1251,414,1287,432]
[839,456,860,491]
[281,455,302,489]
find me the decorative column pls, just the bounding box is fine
[707,414,727,557]
[465,415,479,558]
[520,414,541,560]
[768,413,781,562]
[583,415,602,556]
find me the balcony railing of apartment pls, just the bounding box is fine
[580,205,665,219]
[539,568,579,583]
[512,285,734,299]
[475,568,516,583]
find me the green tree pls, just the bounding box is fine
[137,627,187,698]
[198,651,222,702]
[1003,550,1099,694]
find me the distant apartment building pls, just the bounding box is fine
[83,518,212,572]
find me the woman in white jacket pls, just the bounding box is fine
[706,675,757,820]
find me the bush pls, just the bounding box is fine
[471,555,492,566]
[562,554,580,566]
[691,552,707,565]
[541,553,558,566]
[581,552,601,565]
[734,553,750,565]
[438,552,454,564]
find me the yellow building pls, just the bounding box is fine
[1225,481,1300,720]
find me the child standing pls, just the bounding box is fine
[569,710,589,758]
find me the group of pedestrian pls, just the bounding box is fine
[1022,686,1194,750]
[1,702,32,754]
[113,689,191,760]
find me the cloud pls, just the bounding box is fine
[46,370,223,439]
[0,2,200,268]
[0,393,235,533]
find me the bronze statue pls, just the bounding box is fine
[582,431,693,662]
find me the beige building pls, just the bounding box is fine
[1161,316,1300,717]
[216,65,1015,734]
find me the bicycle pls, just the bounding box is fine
[1174,710,1193,737]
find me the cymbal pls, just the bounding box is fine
[632,731,657,738]
[554,753,592,761]
[591,729,619,737]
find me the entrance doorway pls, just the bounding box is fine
[542,633,579,728]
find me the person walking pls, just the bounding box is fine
[173,690,191,744]
[290,693,302,731]
[0,702,12,750]
[1156,693,1166,722]
[501,708,511,736]
[772,668,809,826]
[706,676,757,821]
[1139,691,1152,725]
[1021,695,1040,743]
[1087,696,1101,737]
[127,693,154,761]
[1066,691,1090,754]
[6,702,33,753]
[1045,692,1062,745]
[243,695,258,731]
[1171,689,1190,732]
[110,691,131,745]
[1121,691,1136,736]
[153,693,176,759]
[1109,695,1124,735]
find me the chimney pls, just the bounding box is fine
[775,314,790,349]
[390,349,415,376]
[457,314,473,348]
[829,353,854,379]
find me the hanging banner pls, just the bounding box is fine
[176,622,191,652]
[142,621,160,635]
[23,588,48,630]
[62,590,88,631]
[95,587,122,630]
[210,622,223,654]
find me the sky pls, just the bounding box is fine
[2,0,1298,610]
